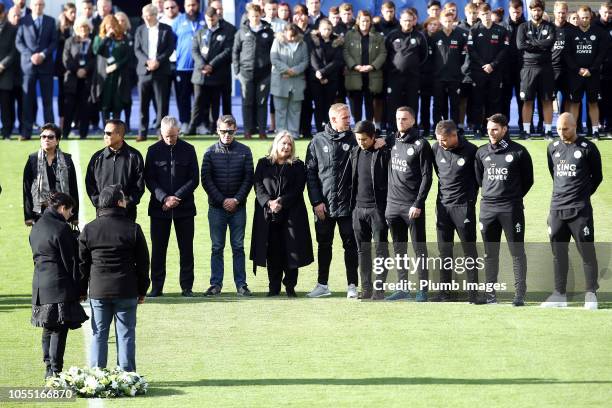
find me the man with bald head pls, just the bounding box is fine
[543,112,602,310]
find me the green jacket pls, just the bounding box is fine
[343,28,387,93]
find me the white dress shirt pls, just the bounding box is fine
[147,24,159,60]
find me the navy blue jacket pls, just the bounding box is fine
[145,139,199,219]
[201,140,254,208]
[16,14,58,75]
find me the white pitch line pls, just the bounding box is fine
[69,141,104,408]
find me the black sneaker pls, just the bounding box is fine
[544,131,554,141]
[266,291,280,297]
[147,290,163,297]
[431,291,452,302]
[286,287,297,298]
[204,285,222,296]
[372,290,385,300]
[512,296,525,307]
[592,131,600,141]
[359,289,373,300]
[468,291,486,305]
[181,289,194,297]
[237,285,252,296]
[485,292,498,304]
[520,131,530,140]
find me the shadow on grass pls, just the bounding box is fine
[153,377,612,387]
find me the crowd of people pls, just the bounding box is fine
[0,0,610,141]
[16,0,607,380]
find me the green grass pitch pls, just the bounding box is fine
[0,137,611,407]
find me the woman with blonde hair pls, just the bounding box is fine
[92,15,131,120]
[250,131,313,296]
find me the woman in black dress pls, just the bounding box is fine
[30,192,88,379]
[250,131,313,296]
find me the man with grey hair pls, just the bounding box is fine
[201,114,254,296]
[134,4,176,141]
[144,116,199,297]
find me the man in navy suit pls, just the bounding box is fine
[15,0,56,140]
[134,4,176,142]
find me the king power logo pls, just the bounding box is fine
[515,223,522,233]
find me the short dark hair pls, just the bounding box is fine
[381,1,396,10]
[529,0,545,9]
[435,120,457,135]
[40,123,62,141]
[205,6,217,17]
[397,106,415,118]
[487,113,509,127]
[217,114,237,129]
[428,0,442,8]
[509,0,524,9]
[98,184,125,209]
[105,119,126,136]
[479,3,492,12]
[353,120,376,137]
[46,192,76,212]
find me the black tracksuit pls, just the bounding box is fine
[501,16,526,129]
[431,28,468,125]
[144,139,199,293]
[432,137,479,290]
[552,22,573,104]
[564,24,611,103]
[350,145,390,293]
[595,18,612,130]
[85,143,145,221]
[374,19,400,37]
[475,136,533,299]
[386,128,433,288]
[547,137,602,294]
[517,20,556,101]
[467,22,509,131]
[385,29,428,127]
[306,123,358,286]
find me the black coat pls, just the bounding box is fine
[62,36,95,95]
[144,139,199,219]
[308,32,344,84]
[349,145,390,212]
[191,23,235,86]
[249,158,313,269]
[30,207,80,305]
[23,151,79,223]
[85,142,145,212]
[134,22,176,78]
[0,21,18,91]
[79,208,150,299]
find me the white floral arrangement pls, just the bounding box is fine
[45,366,148,398]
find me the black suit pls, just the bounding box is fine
[144,139,199,293]
[133,22,176,138]
[15,14,58,139]
[0,21,18,138]
[62,37,95,139]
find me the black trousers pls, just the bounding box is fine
[600,78,612,130]
[175,71,193,124]
[300,85,314,137]
[385,204,429,288]
[239,74,269,134]
[314,215,358,286]
[22,73,54,138]
[479,206,527,298]
[352,206,389,292]
[549,206,598,294]
[42,325,69,374]
[471,70,503,132]
[63,80,91,139]
[190,83,222,131]
[348,89,374,123]
[150,216,195,292]
[0,89,14,138]
[386,76,419,130]
[221,82,232,116]
[501,69,524,130]
[433,80,461,125]
[311,80,338,133]
[419,80,434,134]
[267,221,298,293]
[436,203,479,288]
[138,74,170,137]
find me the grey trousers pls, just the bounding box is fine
[273,93,302,137]
[239,74,270,134]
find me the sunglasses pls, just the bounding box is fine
[218,129,236,135]
[40,134,56,140]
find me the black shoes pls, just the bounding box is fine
[286,287,297,298]
[468,291,487,305]
[181,289,194,297]
[147,289,163,297]
[431,291,452,302]
[512,296,525,307]
[204,285,222,296]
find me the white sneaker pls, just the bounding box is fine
[584,292,598,310]
[306,283,331,298]
[346,284,358,299]
[540,291,568,308]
